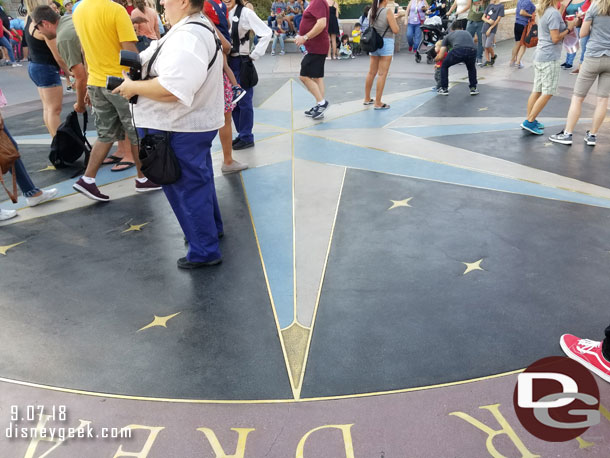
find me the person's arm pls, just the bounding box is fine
[113,73,178,102]
[71,62,87,112]
[435,45,447,61]
[447,0,456,15]
[295,16,326,45]
[559,0,571,15]
[205,15,231,54]
[0,111,4,130]
[578,17,590,35]
[44,38,73,77]
[152,9,160,38]
[120,41,139,53]
[519,9,533,17]
[550,20,575,42]
[404,1,413,24]
[243,9,272,60]
[387,7,400,33]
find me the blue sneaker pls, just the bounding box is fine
[534,119,545,129]
[521,119,543,135]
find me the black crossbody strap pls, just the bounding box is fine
[146,21,221,77]
[230,5,246,55]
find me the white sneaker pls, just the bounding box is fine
[11,63,23,67]
[221,160,248,174]
[26,188,58,207]
[0,209,18,221]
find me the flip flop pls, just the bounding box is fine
[102,155,123,165]
[363,99,374,105]
[374,103,390,110]
[111,161,136,172]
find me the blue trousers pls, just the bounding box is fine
[138,128,223,263]
[272,33,285,52]
[466,20,484,61]
[580,35,589,64]
[406,23,422,50]
[228,56,255,143]
[4,125,40,196]
[0,36,16,63]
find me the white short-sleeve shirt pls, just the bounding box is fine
[133,14,224,133]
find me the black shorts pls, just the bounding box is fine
[300,53,326,79]
[514,23,525,42]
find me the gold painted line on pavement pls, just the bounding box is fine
[294,167,347,400]
[240,174,299,400]
[0,368,525,405]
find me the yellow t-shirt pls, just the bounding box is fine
[73,0,137,87]
[351,29,361,44]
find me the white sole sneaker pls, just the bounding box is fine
[26,188,58,207]
[0,209,18,221]
[560,336,610,383]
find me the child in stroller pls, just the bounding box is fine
[415,1,449,64]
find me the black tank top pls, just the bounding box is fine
[24,16,58,66]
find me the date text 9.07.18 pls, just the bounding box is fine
[10,405,67,423]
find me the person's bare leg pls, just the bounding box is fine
[510,41,520,65]
[526,91,541,118]
[41,86,63,137]
[130,141,144,179]
[300,75,323,102]
[315,77,325,99]
[37,87,51,134]
[590,97,608,134]
[527,94,553,122]
[220,111,234,165]
[111,135,135,171]
[516,45,527,65]
[331,34,338,58]
[223,55,239,87]
[84,141,114,178]
[564,95,584,133]
[365,56,379,102]
[374,56,392,106]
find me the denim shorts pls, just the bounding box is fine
[370,37,394,57]
[28,62,61,88]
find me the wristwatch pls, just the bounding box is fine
[304,34,309,40]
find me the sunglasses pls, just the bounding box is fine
[33,20,43,31]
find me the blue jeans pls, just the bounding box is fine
[580,34,589,64]
[441,47,477,89]
[0,36,16,63]
[228,56,255,143]
[406,23,422,50]
[466,20,484,61]
[4,126,40,197]
[294,14,302,30]
[272,33,285,52]
[137,128,223,263]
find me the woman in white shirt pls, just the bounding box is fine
[224,0,271,150]
[447,0,472,29]
[113,0,226,269]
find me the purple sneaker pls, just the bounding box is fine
[73,177,110,201]
[135,179,162,193]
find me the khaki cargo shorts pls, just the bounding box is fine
[574,55,610,98]
[88,86,138,144]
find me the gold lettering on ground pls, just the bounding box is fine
[575,436,594,449]
[600,404,610,422]
[295,424,355,458]
[281,322,311,393]
[449,404,539,458]
[23,416,91,458]
[196,427,255,458]
[113,425,164,458]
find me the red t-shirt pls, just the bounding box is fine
[125,4,135,15]
[203,0,228,25]
[299,0,329,55]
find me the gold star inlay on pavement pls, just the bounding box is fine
[462,259,484,275]
[0,241,25,256]
[37,165,56,172]
[138,312,181,332]
[122,222,149,233]
[388,198,413,210]
[478,107,489,111]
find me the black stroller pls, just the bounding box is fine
[415,22,446,64]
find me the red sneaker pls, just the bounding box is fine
[409,46,413,52]
[560,334,610,383]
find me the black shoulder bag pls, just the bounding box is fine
[360,8,390,53]
[231,5,258,89]
[138,21,221,185]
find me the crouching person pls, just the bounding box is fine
[435,20,479,96]
[113,0,225,269]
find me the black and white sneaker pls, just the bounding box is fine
[304,106,317,117]
[549,130,573,145]
[312,101,329,119]
[437,88,449,96]
[584,131,597,146]
[469,87,479,95]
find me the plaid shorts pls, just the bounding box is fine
[88,86,138,144]
[533,60,560,96]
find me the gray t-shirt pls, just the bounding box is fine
[584,5,610,58]
[535,7,567,62]
[441,29,476,49]
[369,7,393,38]
[481,3,505,34]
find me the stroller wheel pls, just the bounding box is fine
[415,52,422,63]
[427,55,434,64]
